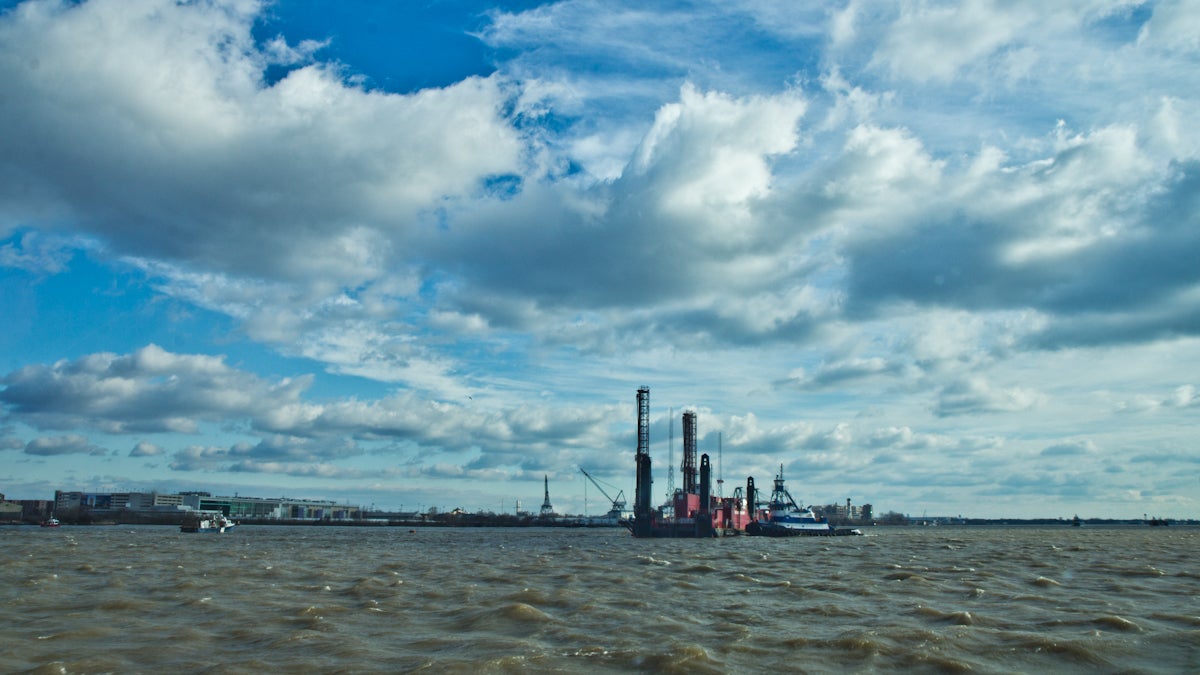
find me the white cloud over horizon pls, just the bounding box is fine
[1,0,1197,519]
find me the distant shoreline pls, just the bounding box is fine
[5,516,1194,528]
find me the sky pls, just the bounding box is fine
[1,0,1198,519]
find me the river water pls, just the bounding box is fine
[3,524,1196,673]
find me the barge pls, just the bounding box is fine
[624,388,751,537]
[623,387,860,538]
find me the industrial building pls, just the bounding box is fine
[815,498,873,524]
[0,493,55,522]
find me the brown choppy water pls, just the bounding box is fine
[3,524,1197,673]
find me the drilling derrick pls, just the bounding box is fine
[682,410,698,494]
[632,386,653,536]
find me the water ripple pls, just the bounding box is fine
[1,524,1196,672]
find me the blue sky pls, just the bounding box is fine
[2,0,1198,519]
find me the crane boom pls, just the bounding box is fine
[579,468,627,512]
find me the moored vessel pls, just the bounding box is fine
[624,388,754,537]
[745,466,861,537]
[622,387,857,538]
[181,512,237,533]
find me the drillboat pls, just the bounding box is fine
[746,467,862,537]
[180,513,237,533]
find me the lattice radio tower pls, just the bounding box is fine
[540,475,553,516]
[667,406,675,497]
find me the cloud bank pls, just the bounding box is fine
[1,0,1197,518]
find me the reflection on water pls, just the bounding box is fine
[3,525,1197,673]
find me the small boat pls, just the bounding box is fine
[746,466,861,537]
[40,517,61,528]
[180,513,237,533]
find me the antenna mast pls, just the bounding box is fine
[667,406,675,497]
[717,431,723,499]
[540,475,554,517]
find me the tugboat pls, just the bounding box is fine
[180,512,237,533]
[746,466,861,537]
[40,517,61,528]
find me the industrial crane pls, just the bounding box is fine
[579,468,628,519]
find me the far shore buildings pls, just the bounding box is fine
[48,490,360,521]
[0,492,55,522]
[814,498,873,524]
